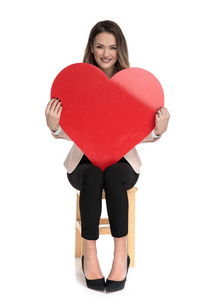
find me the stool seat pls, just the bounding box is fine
[75,187,137,267]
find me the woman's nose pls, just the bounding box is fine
[103,48,109,57]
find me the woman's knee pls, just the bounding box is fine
[104,164,125,187]
[82,165,104,187]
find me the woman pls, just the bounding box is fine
[45,20,170,292]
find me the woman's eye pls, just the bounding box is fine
[96,46,117,50]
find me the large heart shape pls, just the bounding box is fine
[51,63,164,170]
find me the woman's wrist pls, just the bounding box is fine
[154,127,162,136]
[50,125,59,132]
[51,125,61,135]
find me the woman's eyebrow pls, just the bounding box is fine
[95,43,104,46]
[95,43,117,47]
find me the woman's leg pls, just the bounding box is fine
[83,239,104,279]
[108,236,128,280]
[68,163,104,240]
[103,160,139,280]
[67,161,104,279]
[104,161,139,238]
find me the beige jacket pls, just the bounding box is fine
[52,128,159,174]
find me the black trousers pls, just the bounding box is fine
[67,155,139,240]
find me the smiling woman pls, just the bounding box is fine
[83,20,130,76]
[45,19,170,293]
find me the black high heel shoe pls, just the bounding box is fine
[106,255,130,293]
[81,255,105,291]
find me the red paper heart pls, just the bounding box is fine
[51,63,164,170]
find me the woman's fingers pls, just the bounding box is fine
[45,97,56,114]
[155,107,170,135]
[54,100,62,115]
[46,98,62,115]
[45,98,62,132]
[50,98,60,114]
[57,103,62,116]
[156,107,170,118]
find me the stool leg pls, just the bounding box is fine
[75,227,82,257]
[127,190,136,267]
[75,192,82,257]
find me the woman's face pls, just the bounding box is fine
[91,32,118,76]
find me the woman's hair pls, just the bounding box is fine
[83,20,130,72]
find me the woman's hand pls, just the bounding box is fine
[154,107,170,136]
[45,98,62,132]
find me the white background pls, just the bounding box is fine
[1,0,200,299]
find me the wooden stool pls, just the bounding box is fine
[75,187,137,267]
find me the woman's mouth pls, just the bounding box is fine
[100,58,112,64]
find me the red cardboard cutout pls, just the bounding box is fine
[51,63,164,170]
